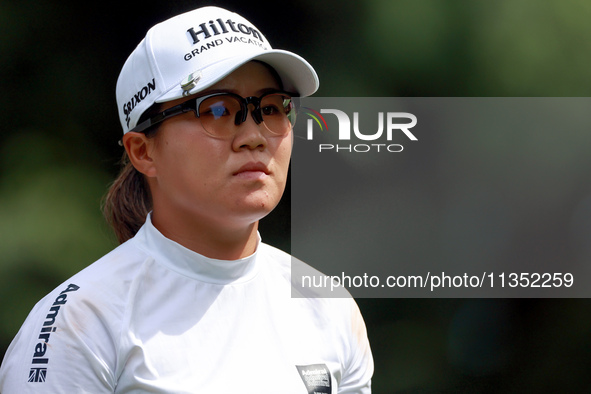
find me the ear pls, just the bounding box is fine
[122,132,157,178]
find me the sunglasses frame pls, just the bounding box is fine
[131,91,298,136]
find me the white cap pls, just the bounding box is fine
[116,6,319,134]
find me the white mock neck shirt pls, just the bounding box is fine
[0,215,373,393]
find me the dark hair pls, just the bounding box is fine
[102,105,160,244]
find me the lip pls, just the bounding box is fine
[233,162,270,179]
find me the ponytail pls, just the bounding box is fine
[103,104,161,243]
[102,151,153,244]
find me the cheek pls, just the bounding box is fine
[271,139,293,186]
[275,135,293,166]
[152,128,227,184]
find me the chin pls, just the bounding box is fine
[236,195,281,222]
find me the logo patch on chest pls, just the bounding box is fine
[296,364,332,394]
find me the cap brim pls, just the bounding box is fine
[155,49,319,103]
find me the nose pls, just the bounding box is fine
[232,106,267,151]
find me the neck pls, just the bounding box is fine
[150,211,260,260]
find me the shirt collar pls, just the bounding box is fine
[134,213,261,284]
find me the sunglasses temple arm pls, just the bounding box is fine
[130,104,191,133]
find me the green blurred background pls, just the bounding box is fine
[2,0,591,392]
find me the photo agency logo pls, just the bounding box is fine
[302,105,418,153]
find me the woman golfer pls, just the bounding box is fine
[0,6,373,393]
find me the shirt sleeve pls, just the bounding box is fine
[337,299,374,394]
[0,283,117,393]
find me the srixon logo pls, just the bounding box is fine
[123,78,156,127]
[305,108,417,153]
[28,283,80,383]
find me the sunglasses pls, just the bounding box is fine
[131,91,298,138]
